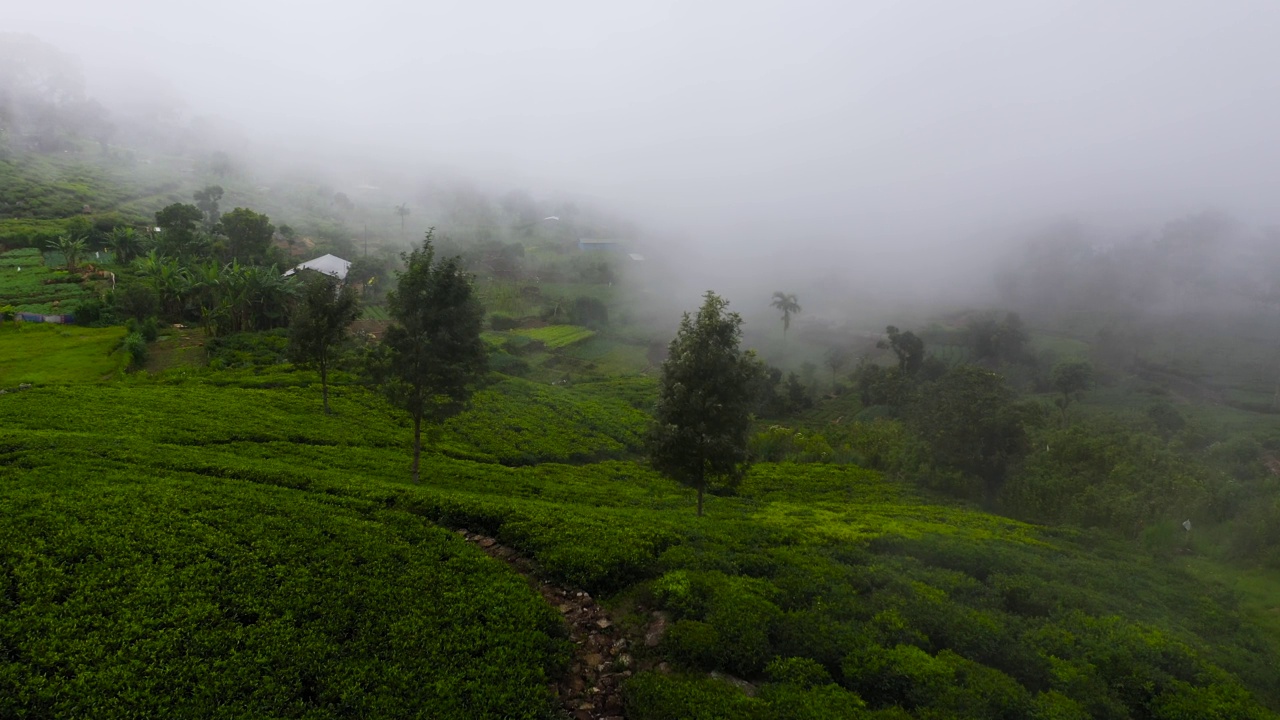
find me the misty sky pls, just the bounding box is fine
[9,1,1280,278]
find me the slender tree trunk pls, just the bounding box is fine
[320,358,330,415]
[412,414,422,484]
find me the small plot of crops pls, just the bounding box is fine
[513,324,596,348]
[0,248,95,314]
[361,305,391,321]
[558,337,653,376]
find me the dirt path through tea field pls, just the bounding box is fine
[456,528,642,720]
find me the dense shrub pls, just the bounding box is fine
[571,295,609,328]
[126,315,158,342]
[624,673,770,720]
[490,313,521,330]
[206,329,291,369]
[71,296,108,325]
[489,349,531,377]
[121,331,147,368]
[1002,421,1213,534]
[110,283,159,322]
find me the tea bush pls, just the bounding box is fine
[512,324,596,348]
[0,450,567,719]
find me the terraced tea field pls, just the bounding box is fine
[0,247,97,314]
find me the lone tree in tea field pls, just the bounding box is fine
[380,230,487,483]
[649,291,764,516]
[288,275,361,414]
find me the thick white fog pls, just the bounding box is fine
[8,0,1280,305]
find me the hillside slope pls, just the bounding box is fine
[2,373,1277,719]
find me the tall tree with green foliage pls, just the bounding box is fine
[380,230,487,483]
[154,203,205,258]
[278,224,298,255]
[878,325,925,375]
[219,207,275,264]
[770,291,802,338]
[192,185,224,229]
[908,366,1031,504]
[1051,360,1093,422]
[649,291,764,516]
[967,311,1029,364]
[288,275,361,414]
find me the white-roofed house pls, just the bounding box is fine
[283,254,351,281]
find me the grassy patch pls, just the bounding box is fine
[143,329,209,373]
[1029,332,1091,360]
[0,323,127,385]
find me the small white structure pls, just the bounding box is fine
[284,254,351,281]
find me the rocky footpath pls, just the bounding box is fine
[456,529,668,720]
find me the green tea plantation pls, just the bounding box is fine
[2,367,1277,719]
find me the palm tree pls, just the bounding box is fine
[47,234,88,272]
[771,291,802,338]
[394,203,411,235]
[106,226,144,264]
[242,265,296,331]
[188,259,225,334]
[217,261,251,333]
[134,250,191,321]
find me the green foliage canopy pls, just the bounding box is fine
[878,325,925,375]
[1051,359,1094,419]
[218,207,275,265]
[649,291,764,515]
[908,366,1033,502]
[192,184,223,229]
[380,230,488,482]
[288,275,361,414]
